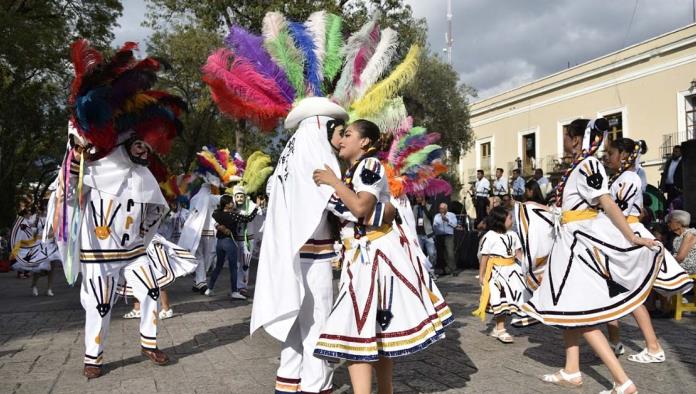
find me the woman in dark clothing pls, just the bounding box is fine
[524,179,546,204]
[205,194,257,300]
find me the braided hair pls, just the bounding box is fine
[608,138,647,185]
[555,119,606,207]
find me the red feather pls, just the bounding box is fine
[69,39,103,105]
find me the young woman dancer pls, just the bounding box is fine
[312,120,452,394]
[522,118,662,394]
[473,206,525,343]
[604,137,693,362]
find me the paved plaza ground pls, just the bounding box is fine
[1,268,695,393]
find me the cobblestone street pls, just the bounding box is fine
[1,269,695,393]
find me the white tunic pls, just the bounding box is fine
[492,176,508,196]
[475,177,491,198]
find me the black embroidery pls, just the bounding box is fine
[579,160,603,190]
[360,168,381,185]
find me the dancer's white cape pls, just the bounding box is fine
[250,116,340,341]
[178,184,219,253]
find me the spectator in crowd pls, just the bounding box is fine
[533,168,552,197]
[433,202,459,276]
[668,210,696,274]
[501,194,514,210]
[524,179,546,204]
[492,168,508,197]
[413,195,437,271]
[659,145,682,207]
[510,169,525,200]
[473,170,490,226]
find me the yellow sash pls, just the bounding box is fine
[472,256,515,321]
[342,224,392,263]
[626,215,640,224]
[561,209,598,224]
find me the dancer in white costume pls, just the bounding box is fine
[48,40,186,378]
[179,182,220,294]
[522,119,662,394]
[313,120,452,394]
[11,208,61,296]
[603,138,693,363]
[472,206,525,344]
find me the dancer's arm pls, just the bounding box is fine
[598,194,657,248]
[313,164,377,219]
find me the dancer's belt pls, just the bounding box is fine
[342,224,392,250]
[626,215,640,224]
[561,209,598,224]
[472,256,515,321]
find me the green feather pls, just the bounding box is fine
[397,127,427,150]
[265,30,306,99]
[323,13,343,83]
[403,144,440,171]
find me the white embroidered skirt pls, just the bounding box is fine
[314,227,453,361]
[487,264,527,317]
[522,213,663,327]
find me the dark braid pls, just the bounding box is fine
[555,119,605,207]
[609,138,644,185]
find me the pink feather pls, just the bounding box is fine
[352,24,381,86]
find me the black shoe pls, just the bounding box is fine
[198,285,208,295]
[191,286,200,293]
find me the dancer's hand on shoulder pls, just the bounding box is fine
[313,165,339,187]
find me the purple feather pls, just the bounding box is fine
[226,26,295,103]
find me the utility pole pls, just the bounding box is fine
[445,0,453,65]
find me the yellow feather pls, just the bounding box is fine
[121,93,157,114]
[350,45,421,118]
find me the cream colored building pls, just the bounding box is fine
[459,23,696,190]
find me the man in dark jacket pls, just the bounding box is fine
[660,145,683,207]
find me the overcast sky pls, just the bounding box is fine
[114,0,696,100]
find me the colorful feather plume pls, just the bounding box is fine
[358,96,408,136]
[332,17,380,106]
[354,28,398,100]
[262,12,306,99]
[352,45,421,118]
[202,48,292,130]
[323,13,344,83]
[160,173,195,204]
[68,39,185,155]
[305,11,326,79]
[195,146,241,185]
[383,126,451,197]
[242,151,274,194]
[288,21,323,96]
[225,26,295,103]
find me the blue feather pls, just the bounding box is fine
[288,21,322,96]
[75,87,112,132]
[426,147,442,163]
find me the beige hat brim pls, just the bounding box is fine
[284,97,349,129]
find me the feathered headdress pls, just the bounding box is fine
[241,151,274,194]
[69,39,186,155]
[194,146,242,186]
[382,120,451,197]
[160,173,195,205]
[202,12,420,134]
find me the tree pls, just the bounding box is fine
[146,24,239,171]
[405,53,474,162]
[0,1,122,229]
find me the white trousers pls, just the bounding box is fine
[193,235,216,288]
[81,257,159,366]
[275,260,333,393]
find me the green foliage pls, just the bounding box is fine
[0,0,122,229]
[404,53,474,162]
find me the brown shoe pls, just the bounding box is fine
[83,365,102,379]
[141,348,169,365]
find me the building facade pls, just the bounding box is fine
[459,24,696,190]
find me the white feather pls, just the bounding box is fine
[305,11,327,68]
[262,12,286,41]
[354,28,398,100]
[332,15,380,106]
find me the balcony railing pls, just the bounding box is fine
[660,131,692,160]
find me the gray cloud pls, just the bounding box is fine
[407,0,695,99]
[112,0,152,49]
